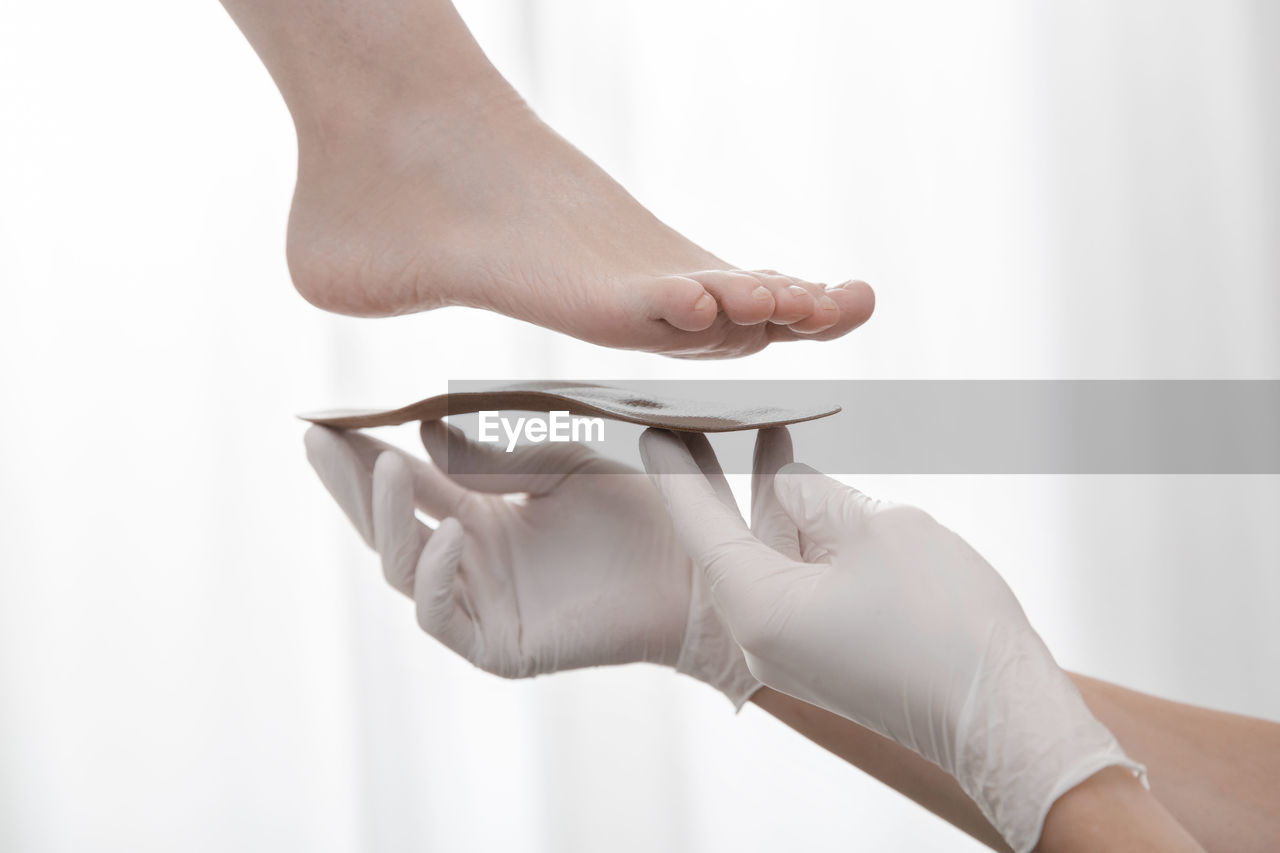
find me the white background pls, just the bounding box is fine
[1,1,1277,851]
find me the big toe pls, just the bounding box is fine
[828,279,875,330]
[770,280,876,343]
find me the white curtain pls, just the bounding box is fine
[1,1,1276,851]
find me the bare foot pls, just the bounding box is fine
[286,84,874,358]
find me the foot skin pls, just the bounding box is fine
[286,90,874,358]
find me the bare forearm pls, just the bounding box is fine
[1073,675,1280,852]
[1036,765,1203,852]
[752,675,1280,851]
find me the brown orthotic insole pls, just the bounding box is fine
[300,381,840,433]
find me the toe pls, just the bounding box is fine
[787,290,841,334]
[647,274,719,332]
[828,279,876,330]
[769,279,875,343]
[689,270,776,325]
[755,272,840,334]
[747,271,817,324]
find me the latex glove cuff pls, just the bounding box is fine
[953,625,1148,853]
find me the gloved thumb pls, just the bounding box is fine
[772,463,876,556]
[639,429,795,616]
[305,425,375,548]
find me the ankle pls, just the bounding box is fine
[285,68,534,316]
[294,71,527,169]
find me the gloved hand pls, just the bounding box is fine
[641,426,1145,853]
[304,421,759,707]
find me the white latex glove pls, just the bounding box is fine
[304,421,759,707]
[641,427,1145,853]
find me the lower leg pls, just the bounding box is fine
[219,0,501,125]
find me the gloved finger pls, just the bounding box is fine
[772,462,877,556]
[421,419,598,496]
[332,428,468,521]
[305,425,376,548]
[752,431,827,561]
[799,541,831,564]
[330,427,400,473]
[412,517,475,658]
[676,432,738,514]
[372,452,432,597]
[751,428,802,560]
[640,429,794,613]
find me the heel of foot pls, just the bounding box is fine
[285,219,423,318]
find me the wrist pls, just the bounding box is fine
[1036,766,1203,852]
[952,625,1145,853]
